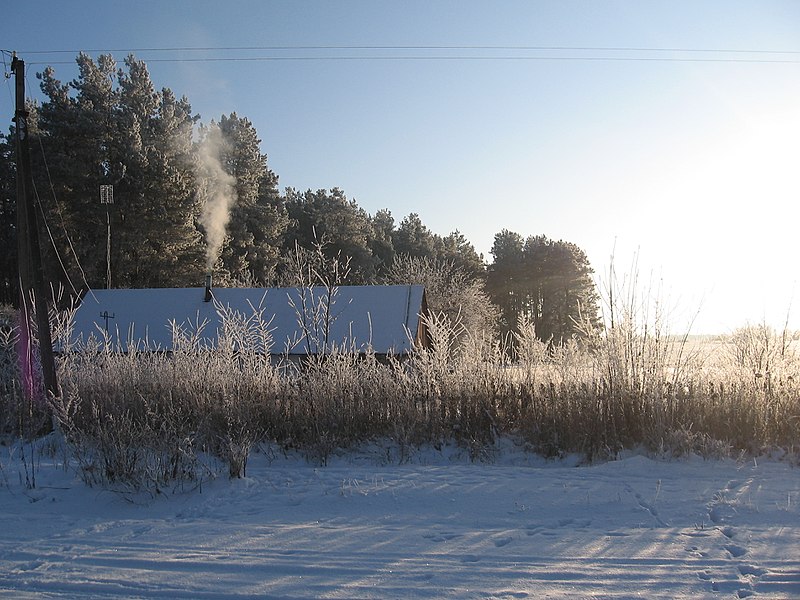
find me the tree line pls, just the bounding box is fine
[1,53,599,345]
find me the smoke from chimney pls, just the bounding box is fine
[196,123,237,271]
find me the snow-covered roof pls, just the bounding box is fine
[67,285,428,355]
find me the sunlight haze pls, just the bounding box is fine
[3,0,799,334]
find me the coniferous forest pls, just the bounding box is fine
[0,53,598,345]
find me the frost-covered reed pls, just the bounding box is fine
[1,288,799,493]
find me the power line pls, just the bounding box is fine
[9,44,800,65]
[1,53,13,112]
[14,44,800,54]
[9,45,800,65]
[34,113,96,300]
[20,55,800,66]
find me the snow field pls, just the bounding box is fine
[1,443,799,599]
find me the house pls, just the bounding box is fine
[66,283,430,357]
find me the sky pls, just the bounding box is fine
[2,1,799,334]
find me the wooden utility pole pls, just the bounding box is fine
[12,54,59,401]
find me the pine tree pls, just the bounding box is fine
[212,113,287,285]
[392,213,436,259]
[487,230,599,345]
[369,208,396,275]
[435,230,485,279]
[488,229,526,336]
[116,58,204,287]
[30,53,205,290]
[283,188,378,283]
[33,54,117,289]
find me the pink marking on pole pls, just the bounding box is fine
[16,309,35,403]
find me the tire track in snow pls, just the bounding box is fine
[3,538,800,599]
[2,455,798,598]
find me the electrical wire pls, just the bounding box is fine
[31,173,81,298]
[1,61,13,117]
[6,57,98,301]
[22,55,800,65]
[1,50,16,105]
[30,86,97,302]
[6,40,798,305]
[15,44,800,54]
[10,44,800,65]
[10,64,90,300]
[35,136,97,301]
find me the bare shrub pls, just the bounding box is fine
[36,245,800,488]
[0,305,22,435]
[1,303,57,445]
[655,427,732,460]
[722,322,796,381]
[52,343,208,492]
[380,255,498,344]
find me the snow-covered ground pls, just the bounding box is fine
[1,440,799,599]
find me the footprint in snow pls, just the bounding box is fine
[524,525,543,536]
[721,526,736,539]
[685,545,709,558]
[17,561,43,572]
[494,536,513,547]
[539,531,558,537]
[129,525,151,538]
[738,564,766,577]
[725,544,748,558]
[680,531,712,538]
[555,517,592,528]
[697,570,712,581]
[709,503,737,525]
[423,532,460,543]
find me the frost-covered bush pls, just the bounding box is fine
[44,269,800,493]
[0,305,54,439]
[0,305,20,434]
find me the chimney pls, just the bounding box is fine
[204,273,213,302]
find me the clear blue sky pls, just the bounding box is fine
[3,1,800,334]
